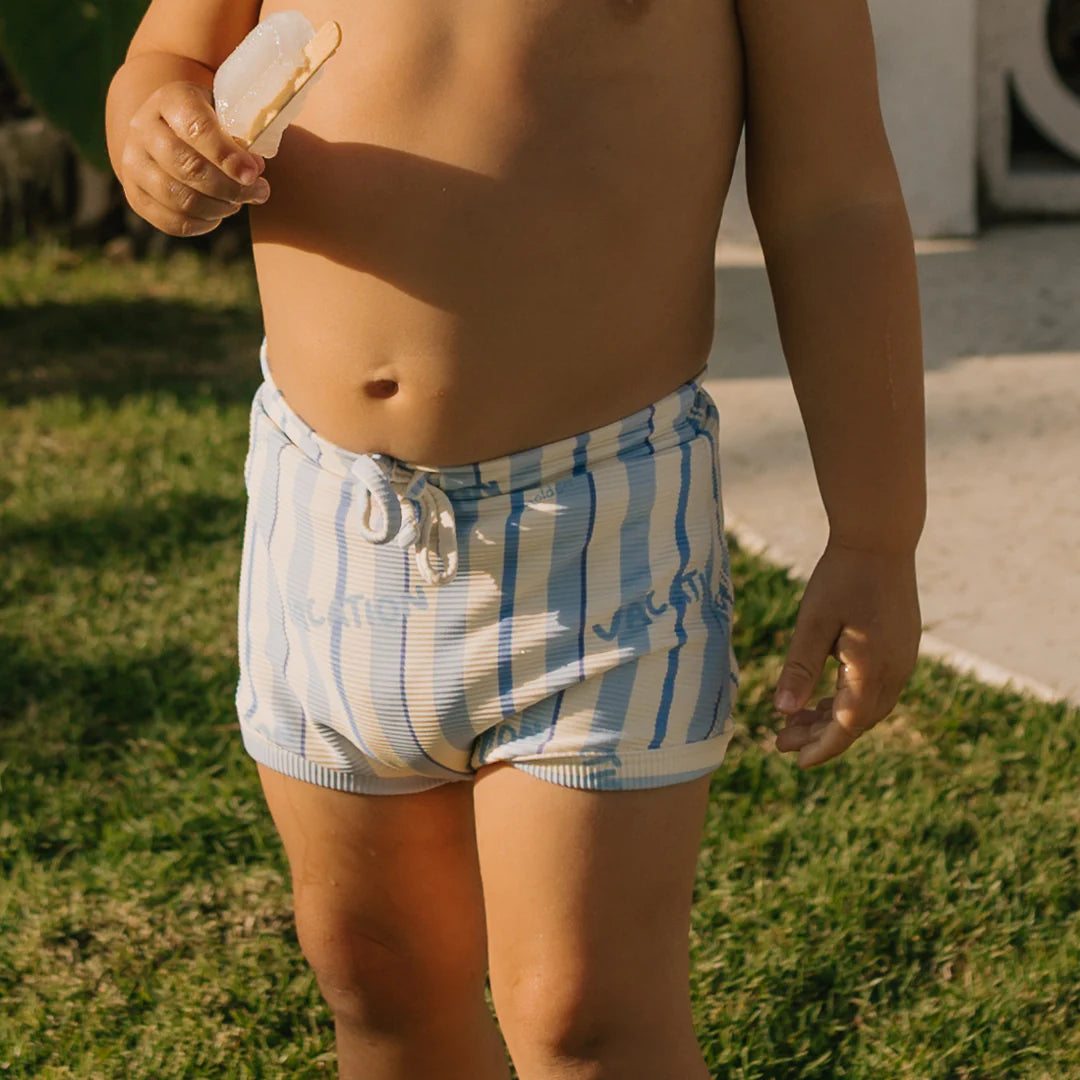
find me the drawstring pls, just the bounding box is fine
[347,456,459,587]
[257,343,458,585]
[347,455,402,543]
[407,476,459,587]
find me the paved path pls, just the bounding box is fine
[704,223,1080,706]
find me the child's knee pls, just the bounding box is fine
[492,965,671,1068]
[294,896,487,1031]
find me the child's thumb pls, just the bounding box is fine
[774,610,836,714]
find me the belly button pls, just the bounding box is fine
[364,379,399,400]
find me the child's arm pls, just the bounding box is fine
[735,0,926,768]
[105,0,267,236]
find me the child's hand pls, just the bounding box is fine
[772,540,921,769]
[118,81,269,237]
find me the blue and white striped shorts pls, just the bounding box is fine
[237,347,738,794]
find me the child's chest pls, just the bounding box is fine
[256,0,744,169]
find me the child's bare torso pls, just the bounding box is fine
[252,0,744,464]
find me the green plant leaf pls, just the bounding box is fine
[0,0,149,171]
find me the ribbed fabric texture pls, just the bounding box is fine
[236,347,739,793]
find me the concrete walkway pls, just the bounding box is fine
[704,222,1080,707]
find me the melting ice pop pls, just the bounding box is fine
[213,12,342,158]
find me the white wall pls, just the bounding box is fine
[720,0,979,243]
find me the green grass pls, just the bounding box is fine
[2,243,1078,1079]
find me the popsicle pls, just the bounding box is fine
[213,12,342,158]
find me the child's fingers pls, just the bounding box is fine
[774,606,838,717]
[774,698,833,752]
[794,657,892,770]
[774,677,869,770]
[143,116,269,206]
[774,716,824,752]
[131,147,245,224]
[156,82,263,186]
[121,81,270,234]
[795,717,858,769]
[125,182,236,238]
[830,624,906,741]
[831,662,884,739]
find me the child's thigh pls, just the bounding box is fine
[256,764,489,1000]
[472,763,712,1024]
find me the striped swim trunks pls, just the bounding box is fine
[236,345,738,794]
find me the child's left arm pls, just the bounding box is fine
[735,0,926,768]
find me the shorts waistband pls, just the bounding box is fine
[255,340,716,502]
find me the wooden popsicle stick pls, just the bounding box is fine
[303,20,343,69]
[238,20,342,150]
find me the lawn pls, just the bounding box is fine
[1,243,1078,1079]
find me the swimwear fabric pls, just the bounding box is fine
[236,346,738,793]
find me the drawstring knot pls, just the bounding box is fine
[347,456,458,587]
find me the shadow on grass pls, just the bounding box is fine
[0,631,235,763]
[0,629,243,872]
[0,297,262,405]
[2,491,244,572]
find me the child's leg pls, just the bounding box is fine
[256,764,511,1080]
[473,763,713,1080]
